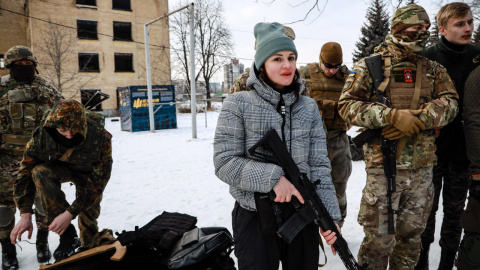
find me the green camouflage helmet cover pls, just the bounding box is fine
[391,4,431,35]
[5,45,38,67]
[44,99,87,139]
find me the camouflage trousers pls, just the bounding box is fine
[0,153,47,239]
[31,163,102,247]
[327,131,352,227]
[357,167,434,270]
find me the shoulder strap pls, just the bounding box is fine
[378,56,392,93]
[0,81,26,99]
[410,59,424,110]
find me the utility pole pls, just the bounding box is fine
[144,3,195,137]
[189,3,197,138]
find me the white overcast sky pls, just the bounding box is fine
[167,0,452,81]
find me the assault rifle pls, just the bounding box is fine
[249,129,367,270]
[364,54,397,235]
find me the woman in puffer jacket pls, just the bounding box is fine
[213,22,341,270]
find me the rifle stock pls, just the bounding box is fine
[249,129,367,270]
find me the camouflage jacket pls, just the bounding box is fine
[14,100,113,218]
[229,68,250,94]
[0,75,62,155]
[338,40,458,169]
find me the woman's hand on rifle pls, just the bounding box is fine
[320,224,341,255]
[273,176,305,203]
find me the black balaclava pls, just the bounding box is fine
[11,63,36,82]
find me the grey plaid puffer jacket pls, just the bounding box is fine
[213,66,341,222]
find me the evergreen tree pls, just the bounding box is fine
[473,24,480,46]
[426,20,440,48]
[352,0,390,63]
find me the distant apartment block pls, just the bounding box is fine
[223,58,244,91]
[0,0,171,116]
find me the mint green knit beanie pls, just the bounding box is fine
[254,22,298,70]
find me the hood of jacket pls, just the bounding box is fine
[245,63,305,108]
[43,99,87,144]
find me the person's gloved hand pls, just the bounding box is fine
[470,179,480,201]
[386,108,425,137]
[382,126,405,140]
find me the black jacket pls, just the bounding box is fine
[464,63,480,176]
[423,37,480,163]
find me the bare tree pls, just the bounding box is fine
[388,0,417,9]
[36,21,95,98]
[170,5,197,98]
[170,0,233,107]
[255,0,329,23]
[137,34,172,86]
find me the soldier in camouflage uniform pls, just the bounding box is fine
[0,45,62,269]
[302,42,351,227]
[338,4,459,270]
[10,99,113,262]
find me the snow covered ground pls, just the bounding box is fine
[12,104,448,269]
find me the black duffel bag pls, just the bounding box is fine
[168,227,235,270]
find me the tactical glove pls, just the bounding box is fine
[470,179,480,201]
[386,108,425,137]
[382,125,405,140]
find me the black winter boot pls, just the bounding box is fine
[438,248,457,270]
[36,228,51,263]
[0,238,18,270]
[414,243,430,270]
[53,224,81,262]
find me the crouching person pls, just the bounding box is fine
[10,99,113,262]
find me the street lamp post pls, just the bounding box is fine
[144,3,196,137]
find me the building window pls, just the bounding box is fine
[114,53,133,72]
[112,0,131,11]
[78,53,100,72]
[76,0,96,6]
[77,19,98,40]
[113,21,132,41]
[81,89,102,111]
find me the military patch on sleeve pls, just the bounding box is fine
[343,72,356,91]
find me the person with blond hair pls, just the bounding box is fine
[417,3,480,269]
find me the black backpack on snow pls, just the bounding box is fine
[46,212,236,270]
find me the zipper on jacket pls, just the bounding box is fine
[277,95,286,142]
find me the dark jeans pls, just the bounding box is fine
[421,159,469,251]
[232,202,319,270]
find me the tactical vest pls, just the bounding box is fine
[380,56,436,167]
[36,111,105,172]
[0,75,58,155]
[383,57,432,110]
[307,63,348,131]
